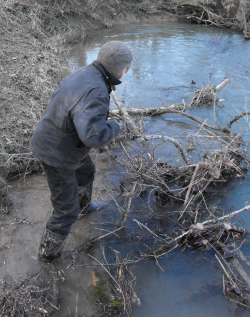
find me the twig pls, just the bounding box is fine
[0,241,8,250]
[144,134,190,164]
[75,292,78,317]
[215,254,234,283]
[121,183,137,226]
[92,226,124,242]
[203,205,250,226]
[183,163,199,206]
[133,219,171,243]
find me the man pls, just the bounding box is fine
[30,41,133,262]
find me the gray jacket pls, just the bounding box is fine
[30,61,121,169]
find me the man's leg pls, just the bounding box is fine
[76,155,95,211]
[76,155,107,213]
[39,163,81,262]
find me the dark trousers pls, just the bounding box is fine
[42,155,95,236]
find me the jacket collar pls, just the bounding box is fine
[92,61,122,86]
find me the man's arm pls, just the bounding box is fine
[72,88,120,148]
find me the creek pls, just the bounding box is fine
[2,21,250,316]
[67,20,250,316]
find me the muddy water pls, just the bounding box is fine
[3,21,250,316]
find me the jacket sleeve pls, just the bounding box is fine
[71,88,120,148]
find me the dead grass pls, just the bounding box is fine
[0,0,70,181]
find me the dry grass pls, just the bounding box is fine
[0,0,70,178]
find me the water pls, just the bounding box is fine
[67,21,250,316]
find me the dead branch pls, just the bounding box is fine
[110,79,229,119]
[215,254,250,308]
[172,204,250,245]
[110,103,185,117]
[88,253,127,311]
[189,78,229,108]
[132,205,250,248]
[227,111,250,129]
[203,204,250,225]
[111,90,141,136]
[184,163,200,206]
[176,2,244,34]
[143,134,190,164]
[215,79,229,92]
[231,258,250,290]
[0,269,59,316]
[133,219,172,243]
[88,249,140,316]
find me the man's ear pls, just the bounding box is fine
[117,68,127,79]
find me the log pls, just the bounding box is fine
[110,104,185,117]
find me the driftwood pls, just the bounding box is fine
[110,79,229,118]
[110,103,185,117]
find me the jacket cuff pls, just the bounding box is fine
[109,121,121,138]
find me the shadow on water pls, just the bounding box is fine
[2,21,250,316]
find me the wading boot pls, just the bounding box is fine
[38,228,66,263]
[79,183,106,215]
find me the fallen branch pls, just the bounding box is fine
[215,79,229,92]
[110,103,185,117]
[133,205,250,246]
[133,219,172,243]
[111,90,141,136]
[143,134,190,164]
[173,205,250,245]
[184,163,200,206]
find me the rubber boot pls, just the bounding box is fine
[38,228,66,263]
[79,183,106,215]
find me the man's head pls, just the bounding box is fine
[97,41,133,79]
